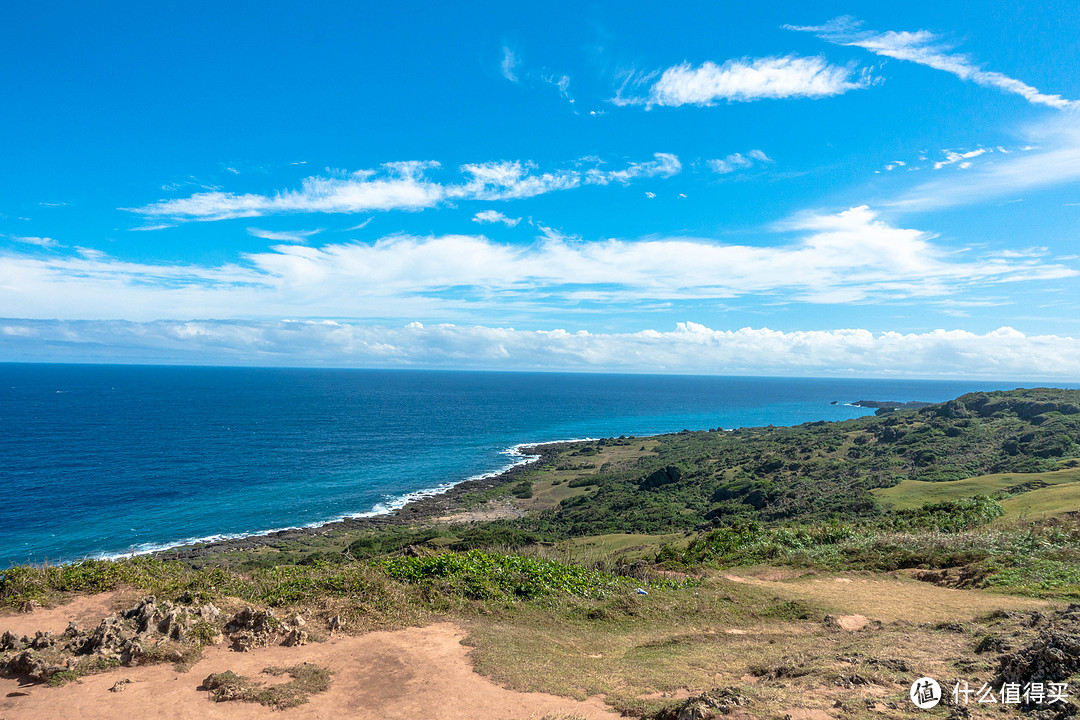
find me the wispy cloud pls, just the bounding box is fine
[4,234,58,247]
[342,218,373,231]
[472,210,521,227]
[128,224,176,232]
[4,319,1079,378]
[933,147,990,170]
[501,46,519,82]
[615,55,873,108]
[541,72,573,104]
[890,115,1080,210]
[129,154,682,222]
[708,150,774,175]
[247,227,324,242]
[4,207,1071,321]
[787,16,1075,109]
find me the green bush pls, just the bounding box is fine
[378,550,633,600]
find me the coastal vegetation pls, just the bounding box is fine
[3,387,1080,718]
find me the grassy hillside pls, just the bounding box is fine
[499,388,1080,537]
[874,466,1080,510]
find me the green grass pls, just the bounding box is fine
[664,515,1080,600]
[561,533,685,554]
[999,482,1080,519]
[874,467,1080,510]
[379,549,688,602]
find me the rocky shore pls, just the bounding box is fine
[152,443,568,563]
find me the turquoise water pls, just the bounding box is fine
[0,364,1045,567]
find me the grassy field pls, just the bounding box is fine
[873,465,1080,511]
[998,481,1080,519]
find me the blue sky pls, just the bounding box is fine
[3,1,1080,377]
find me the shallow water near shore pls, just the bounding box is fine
[0,364,1044,567]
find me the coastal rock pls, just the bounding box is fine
[4,650,67,683]
[225,607,279,651]
[998,625,1080,684]
[995,605,1080,718]
[30,631,56,650]
[198,602,222,622]
[0,631,24,652]
[0,592,230,684]
[83,616,130,656]
[282,627,309,647]
[657,687,750,720]
[124,596,160,633]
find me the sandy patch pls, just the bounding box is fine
[831,614,870,631]
[742,568,807,582]
[638,688,694,700]
[782,708,835,720]
[435,500,525,524]
[0,591,129,637]
[0,621,618,719]
[720,572,1048,623]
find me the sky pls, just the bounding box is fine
[2,1,1080,378]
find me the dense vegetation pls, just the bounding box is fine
[506,388,1080,537]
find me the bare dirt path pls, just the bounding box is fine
[0,591,132,637]
[1,615,617,720]
[721,570,1050,623]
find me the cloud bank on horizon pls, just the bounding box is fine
[2,4,1080,377]
[5,319,1078,380]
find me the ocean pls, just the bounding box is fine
[0,364,1053,568]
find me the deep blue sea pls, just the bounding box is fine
[0,364,1061,568]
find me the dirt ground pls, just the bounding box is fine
[1,600,616,720]
[721,569,1050,623]
[0,571,1060,720]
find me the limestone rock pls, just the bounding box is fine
[224,607,280,651]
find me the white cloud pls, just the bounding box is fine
[4,234,58,247]
[4,319,1079,378]
[788,16,1075,109]
[620,55,872,108]
[343,218,373,231]
[501,46,519,82]
[933,147,990,170]
[472,210,521,227]
[541,73,573,103]
[892,115,1080,210]
[247,227,324,242]
[708,150,774,174]
[128,224,175,232]
[129,154,682,222]
[2,207,1071,321]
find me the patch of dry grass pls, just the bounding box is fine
[202,662,332,709]
[462,569,1060,719]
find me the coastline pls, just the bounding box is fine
[151,440,575,564]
